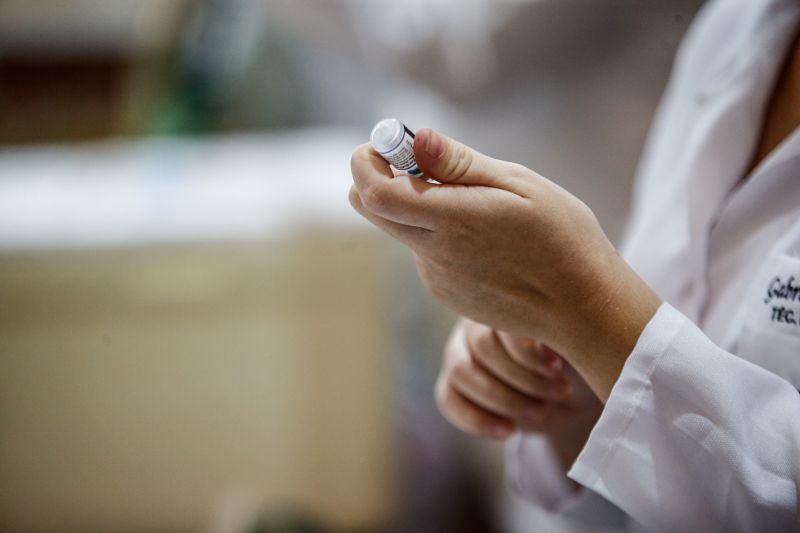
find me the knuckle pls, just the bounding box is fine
[435,384,478,434]
[468,338,492,367]
[350,145,375,187]
[462,410,489,435]
[448,359,472,384]
[475,378,506,409]
[415,262,437,294]
[443,143,474,183]
[473,329,496,357]
[504,161,535,180]
[465,322,492,352]
[350,144,370,170]
[434,378,450,412]
[416,262,450,301]
[416,269,433,294]
[361,185,388,212]
[348,186,363,210]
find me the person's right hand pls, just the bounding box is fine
[435,317,602,440]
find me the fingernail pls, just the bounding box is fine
[422,129,446,159]
[547,356,563,371]
[538,357,562,379]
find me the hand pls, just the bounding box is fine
[436,318,602,444]
[349,128,661,399]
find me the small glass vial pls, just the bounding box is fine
[370,118,422,176]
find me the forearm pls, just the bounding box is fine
[545,249,662,403]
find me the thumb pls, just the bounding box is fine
[414,127,512,188]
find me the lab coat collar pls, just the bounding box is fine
[695,0,800,105]
[709,127,800,267]
[685,0,800,321]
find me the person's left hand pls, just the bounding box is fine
[349,128,661,398]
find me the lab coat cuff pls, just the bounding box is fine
[567,302,684,491]
[505,432,587,513]
[506,432,632,528]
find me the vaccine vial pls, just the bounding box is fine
[370,118,422,176]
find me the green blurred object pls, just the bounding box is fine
[150,0,311,136]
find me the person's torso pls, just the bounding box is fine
[622,0,800,389]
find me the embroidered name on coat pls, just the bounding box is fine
[764,276,800,325]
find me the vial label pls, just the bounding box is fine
[380,130,421,175]
[383,138,420,175]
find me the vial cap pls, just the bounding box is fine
[370,118,404,153]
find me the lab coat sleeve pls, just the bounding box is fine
[568,302,800,533]
[505,432,630,528]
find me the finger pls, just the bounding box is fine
[540,344,569,381]
[414,128,532,194]
[466,326,571,402]
[495,331,565,379]
[435,379,515,440]
[349,185,431,248]
[448,355,547,426]
[351,143,443,229]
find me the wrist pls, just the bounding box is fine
[550,249,661,401]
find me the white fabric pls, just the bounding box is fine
[569,303,800,533]
[507,432,630,529]
[507,0,800,530]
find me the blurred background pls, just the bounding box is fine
[0,1,703,531]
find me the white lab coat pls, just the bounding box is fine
[507,0,800,531]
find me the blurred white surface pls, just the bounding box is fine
[0,129,366,250]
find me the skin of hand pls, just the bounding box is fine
[436,318,601,430]
[437,318,604,470]
[349,128,662,400]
